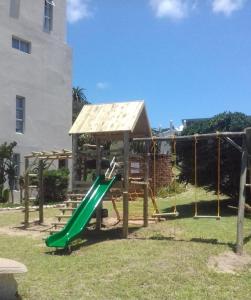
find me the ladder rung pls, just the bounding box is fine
[59,208,76,212]
[55,215,72,219]
[29,185,38,188]
[64,200,82,204]
[28,174,37,177]
[130,181,148,185]
[50,229,61,234]
[68,193,85,197]
[245,184,251,187]
[29,197,37,201]
[51,222,67,226]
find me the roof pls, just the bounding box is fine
[69,101,151,138]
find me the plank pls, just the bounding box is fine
[123,131,129,238]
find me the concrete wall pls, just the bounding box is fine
[0,0,72,175]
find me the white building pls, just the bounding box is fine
[0,0,72,182]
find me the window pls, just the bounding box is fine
[13,153,21,190]
[9,0,20,18]
[12,36,31,54]
[16,96,25,133]
[44,0,53,33]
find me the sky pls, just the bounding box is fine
[66,0,251,129]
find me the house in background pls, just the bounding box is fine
[0,0,72,188]
[153,121,182,154]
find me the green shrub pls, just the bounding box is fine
[179,111,251,198]
[157,181,186,198]
[43,168,69,203]
[1,188,9,203]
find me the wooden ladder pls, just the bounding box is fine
[50,193,84,234]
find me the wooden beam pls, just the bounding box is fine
[123,131,130,238]
[236,134,248,255]
[130,181,148,185]
[72,134,79,190]
[38,159,44,224]
[24,157,29,228]
[95,138,102,230]
[224,137,242,152]
[143,141,150,227]
[133,131,245,142]
[246,127,251,155]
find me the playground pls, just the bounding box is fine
[1,186,251,299]
[1,101,251,299]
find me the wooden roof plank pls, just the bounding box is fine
[69,100,151,137]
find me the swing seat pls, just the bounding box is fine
[153,211,179,217]
[193,215,220,220]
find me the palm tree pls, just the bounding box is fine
[72,86,90,122]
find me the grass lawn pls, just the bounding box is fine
[0,187,251,299]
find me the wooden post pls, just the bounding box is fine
[24,157,29,228]
[38,159,44,224]
[123,131,129,238]
[236,133,248,255]
[95,138,102,230]
[72,134,79,190]
[246,128,251,201]
[143,141,150,227]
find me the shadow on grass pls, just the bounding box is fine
[45,199,251,255]
[135,235,236,251]
[244,234,251,245]
[162,198,238,219]
[45,226,140,256]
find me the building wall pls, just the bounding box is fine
[0,0,72,175]
[149,154,173,191]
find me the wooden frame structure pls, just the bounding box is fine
[23,149,72,227]
[134,129,251,255]
[69,101,152,238]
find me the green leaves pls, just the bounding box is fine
[179,112,251,199]
[183,112,251,135]
[43,168,69,203]
[0,142,17,202]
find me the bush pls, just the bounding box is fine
[43,168,69,203]
[178,112,251,199]
[157,181,186,198]
[1,188,9,203]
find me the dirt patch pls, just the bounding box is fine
[0,220,54,239]
[208,251,251,274]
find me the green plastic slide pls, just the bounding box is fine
[45,175,118,248]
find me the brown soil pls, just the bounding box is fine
[0,219,55,239]
[208,251,251,274]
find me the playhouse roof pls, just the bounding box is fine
[69,100,151,138]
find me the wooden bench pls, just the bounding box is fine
[0,258,27,299]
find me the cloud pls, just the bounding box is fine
[67,0,92,23]
[150,0,196,20]
[96,82,109,90]
[212,0,246,16]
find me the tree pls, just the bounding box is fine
[0,141,17,203]
[5,160,16,203]
[72,86,90,122]
[178,112,251,199]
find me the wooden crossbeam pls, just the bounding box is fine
[133,131,245,142]
[24,149,72,159]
